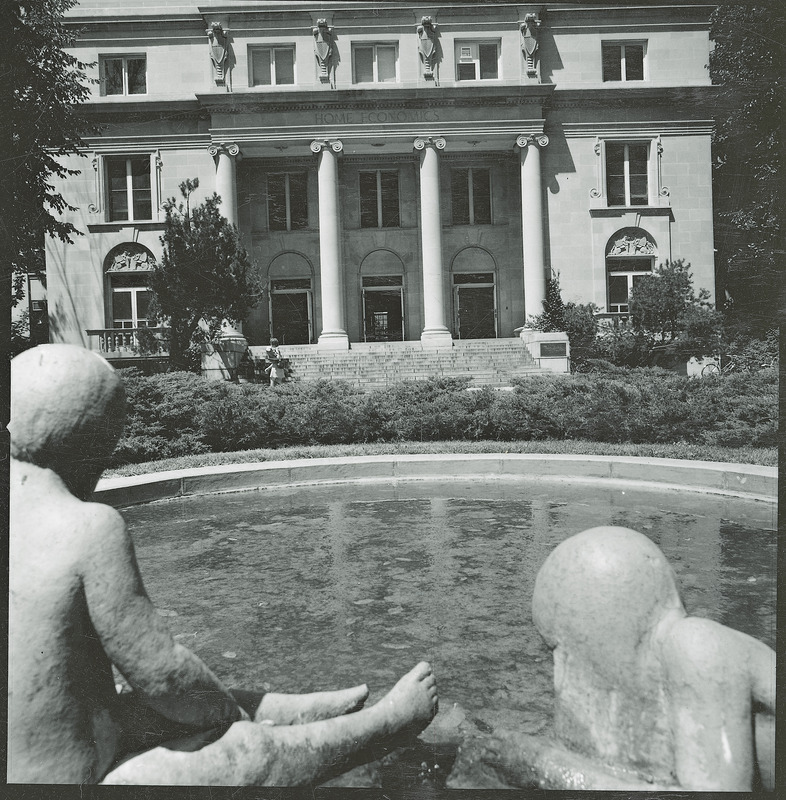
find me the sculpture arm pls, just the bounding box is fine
[81,505,245,728]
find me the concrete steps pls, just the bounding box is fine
[249,338,548,390]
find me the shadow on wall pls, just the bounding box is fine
[536,24,563,86]
[540,121,576,277]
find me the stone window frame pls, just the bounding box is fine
[351,42,399,84]
[266,171,309,231]
[358,169,401,229]
[454,39,501,82]
[601,40,647,83]
[591,136,669,209]
[99,54,147,96]
[248,44,296,87]
[95,153,162,223]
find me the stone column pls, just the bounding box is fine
[311,139,349,349]
[414,136,452,347]
[517,133,550,323]
[208,142,240,227]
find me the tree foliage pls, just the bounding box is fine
[629,260,723,357]
[4,0,94,305]
[709,2,784,328]
[149,179,261,371]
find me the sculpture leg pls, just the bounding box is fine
[102,662,437,786]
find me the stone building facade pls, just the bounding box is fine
[46,0,717,353]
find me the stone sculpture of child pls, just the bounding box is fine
[450,526,775,791]
[8,344,438,785]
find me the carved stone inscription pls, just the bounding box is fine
[315,109,440,125]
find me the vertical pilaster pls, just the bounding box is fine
[208,142,240,227]
[311,139,349,349]
[414,136,453,347]
[517,133,550,324]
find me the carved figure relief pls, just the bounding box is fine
[313,19,334,85]
[520,14,541,77]
[105,243,156,272]
[606,229,656,257]
[417,17,439,82]
[207,22,229,86]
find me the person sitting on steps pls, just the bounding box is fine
[8,344,439,785]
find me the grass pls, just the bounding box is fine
[104,439,777,478]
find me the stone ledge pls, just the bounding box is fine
[95,455,776,508]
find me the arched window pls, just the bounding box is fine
[104,243,156,329]
[605,228,657,313]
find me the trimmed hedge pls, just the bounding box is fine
[111,368,778,466]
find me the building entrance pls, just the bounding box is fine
[454,273,497,339]
[270,279,312,344]
[362,276,404,342]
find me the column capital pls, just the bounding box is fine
[310,139,344,154]
[208,142,240,158]
[414,136,446,151]
[516,133,549,149]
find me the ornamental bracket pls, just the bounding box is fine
[206,22,230,87]
[417,16,439,83]
[520,13,541,78]
[313,19,335,85]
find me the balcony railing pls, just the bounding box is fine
[86,327,169,358]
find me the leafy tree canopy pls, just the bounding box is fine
[4,0,94,305]
[709,1,784,328]
[149,179,262,371]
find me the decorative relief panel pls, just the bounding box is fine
[605,228,657,257]
[104,242,157,272]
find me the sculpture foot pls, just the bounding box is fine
[378,661,439,737]
[256,684,369,725]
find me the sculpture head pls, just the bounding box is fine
[9,345,126,500]
[532,526,685,683]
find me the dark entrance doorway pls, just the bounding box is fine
[454,273,496,339]
[362,276,404,342]
[270,279,312,344]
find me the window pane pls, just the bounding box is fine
[112,290,133,321]
[628,144,649,204]
[479,44,498,79]
[127,58,146,94]
[274,48,294,85]
[107,159,128,220]
[605,143,626,204]
[379,171,399,227]
[377,46,396,82]
[629,176,648,205]
[354,47,374,83]
[472,169,491,224]
[130,157,150,190]
[103,59,123,95]
[607,177,626,206]
[457,62,476,81]
[288,173,308,229]
[273,278,311,291]
[359,172,378,228]
[363,275,403,287]
[451,169,470,224]
[136,290,151,322]
[601,45,621,81]
[608,275,629,307]
[252,49,272,85]
[624,45,644,80]
[268,173,287,230]
[454,272,493,284]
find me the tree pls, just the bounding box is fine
[149,179,261,371]
[709,2,784,330]
[3,0,94,306]
[629,260,723,358]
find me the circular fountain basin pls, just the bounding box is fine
[98,456,776,789]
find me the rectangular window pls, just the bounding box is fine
[250,46,296,86]
[451,168,491,225]
[267,172,308,231]
[606,258,653,313]
[352,43,397,83]
[605,143,649,206]
[106,156,152,221]
[111,274,152,328]
[359,170,400,228]
[100,55,147,96]
[455,41,499,81]
[602,43,645,82]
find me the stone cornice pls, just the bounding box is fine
[551,85,720,111]
[561,120,714,138]
[195,84,556,114]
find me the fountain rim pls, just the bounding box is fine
[94,454,776,508]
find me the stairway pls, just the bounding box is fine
[249,338,547,391]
